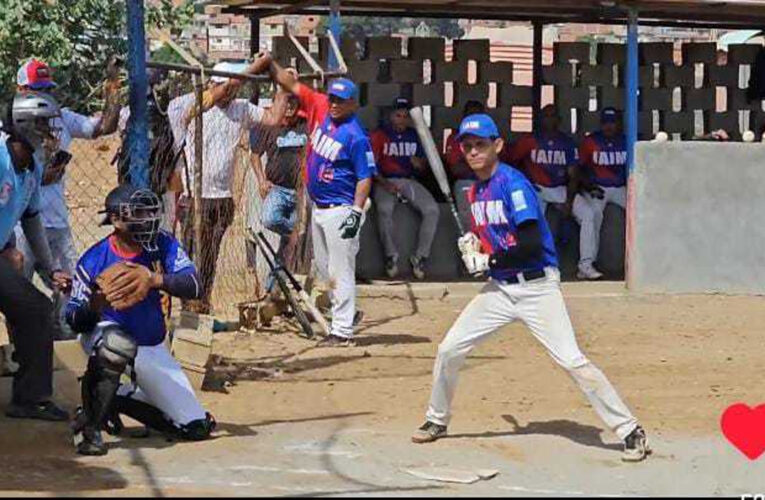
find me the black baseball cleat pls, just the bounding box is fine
[74,426,108,456]
[385,256,398,278]
[317,334,355,348]
[411,421,447,444]
[353,310,364,327]
[5,400,69,421]
[622,425,651,462]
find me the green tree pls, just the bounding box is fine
[0,0,194,113]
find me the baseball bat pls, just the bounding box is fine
[257,232,332,337]
[409,106,466,235]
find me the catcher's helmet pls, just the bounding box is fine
[4,91,62,148]
[100,184,163,252]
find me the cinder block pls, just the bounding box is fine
[408,37,446,61]
[729,88,763,110]
[615,66,655,87]
[640,88,672,111]
[682,43,717,64]
[431,106,462,131]
[356,106,381,131]
[580,65,614,86]
[554,86,590,108]
[498,84,533,107]
[554,42,590,63]
[413,83,445,106]
[487,108,512,137]
[454,83,489,107]
[542,65,574,86]
[705,111,741,139]
[479,61,513,83]
[752,111,765,135]
[662,65,694,87]
[579,111,601,135]
[683,87,717,110]
[349,60,381,83]
[366,37,403,59]
[638,110,655,139]
[453,39,490,61]
[664,111,695,138]
[598,86,625,109]
[707,65,739,87]
[728,44,760,65]
[639,43,674,64]
[390,60,423,83]
[434,61,469,82]
[273,36,310,60]
[597,43,626,65]
[367,83,403,106]
[341,36,362,61]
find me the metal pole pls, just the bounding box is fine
[328,0,342,70]
[126,0,149,189]
[626,8,639,174]
[531,20,543,128]
[146,61,347,81]
[249,15,260,57]
[192,75,204,267]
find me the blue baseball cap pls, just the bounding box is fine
[457,113,500,140]
[601,107,620,124]
[327,78,358,100]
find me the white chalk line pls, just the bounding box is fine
[499,485,621,497]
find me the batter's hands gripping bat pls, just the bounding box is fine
[409,106,466,235]
[255,231,332,338]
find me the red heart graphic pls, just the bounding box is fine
[720,403,765,460]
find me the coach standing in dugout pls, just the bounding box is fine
[13,58,122,339]
[371,97,439,280]
[268,58,376,347]
[167,54,285,315]
[0,91,70,421]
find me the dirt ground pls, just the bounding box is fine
[2,281,765,496]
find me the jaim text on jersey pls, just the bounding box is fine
[311,128,343,161]
[384,141,418,157]
[531,148,568,165]
[592,150,627,166]
[471,200,509,227]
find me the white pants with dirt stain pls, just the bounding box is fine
[424,268,638,440]
[311,205,364,339]
[572,186,626,269]
[374,178,440,261]
[536,185,567,217]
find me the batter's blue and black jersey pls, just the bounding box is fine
[66,231,197,346]
[467,163,558,281]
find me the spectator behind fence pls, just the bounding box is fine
[12,57,121,340]
[572,107,627,281]
[249,90,308,293]
[371,97,440,280]
[501,104,579,236]
[444,100,486,230]
[166,54,286,315]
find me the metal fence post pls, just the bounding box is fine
[126,0,149,189]
[192,75,204,268]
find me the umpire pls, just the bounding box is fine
[0,91,70,421]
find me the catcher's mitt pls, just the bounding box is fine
[96,261,154,311]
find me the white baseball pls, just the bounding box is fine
[654,131,668,142]
[743,130,755,142]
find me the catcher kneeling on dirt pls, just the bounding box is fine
[65,183,215,456]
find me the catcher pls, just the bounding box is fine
[65,183,214,456]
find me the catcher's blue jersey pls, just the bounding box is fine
[66,231,195,346]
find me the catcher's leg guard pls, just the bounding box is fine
[74,324,137,455]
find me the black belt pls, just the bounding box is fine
[314,202,348,209]
[502,268,547,284]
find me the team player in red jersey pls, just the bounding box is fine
[572,107,628,280]
[502,104,579,222]
[370,97,440,280]
[268,60,376,347]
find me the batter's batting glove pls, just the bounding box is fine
[339,207,363,239]
[457,232,482,255]
[462,251,490,276]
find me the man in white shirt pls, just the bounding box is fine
[13,58,121,338]
[168,56,285,314]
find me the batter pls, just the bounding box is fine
[411,113,650,462]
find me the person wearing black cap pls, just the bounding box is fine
[370,97,440,280]
[572,107,628,280]
[65,184,214,455]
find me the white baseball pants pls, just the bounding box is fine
[424,269,638,440]
[536,185,567,217]
[81,325,206,426]
[572,187,626,269]
[311,205,363,339]
[374,178,440,261]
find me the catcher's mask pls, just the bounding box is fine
[100,184,163,252]
[4,91,62,151]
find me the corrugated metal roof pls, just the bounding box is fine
[211,0,765,27]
